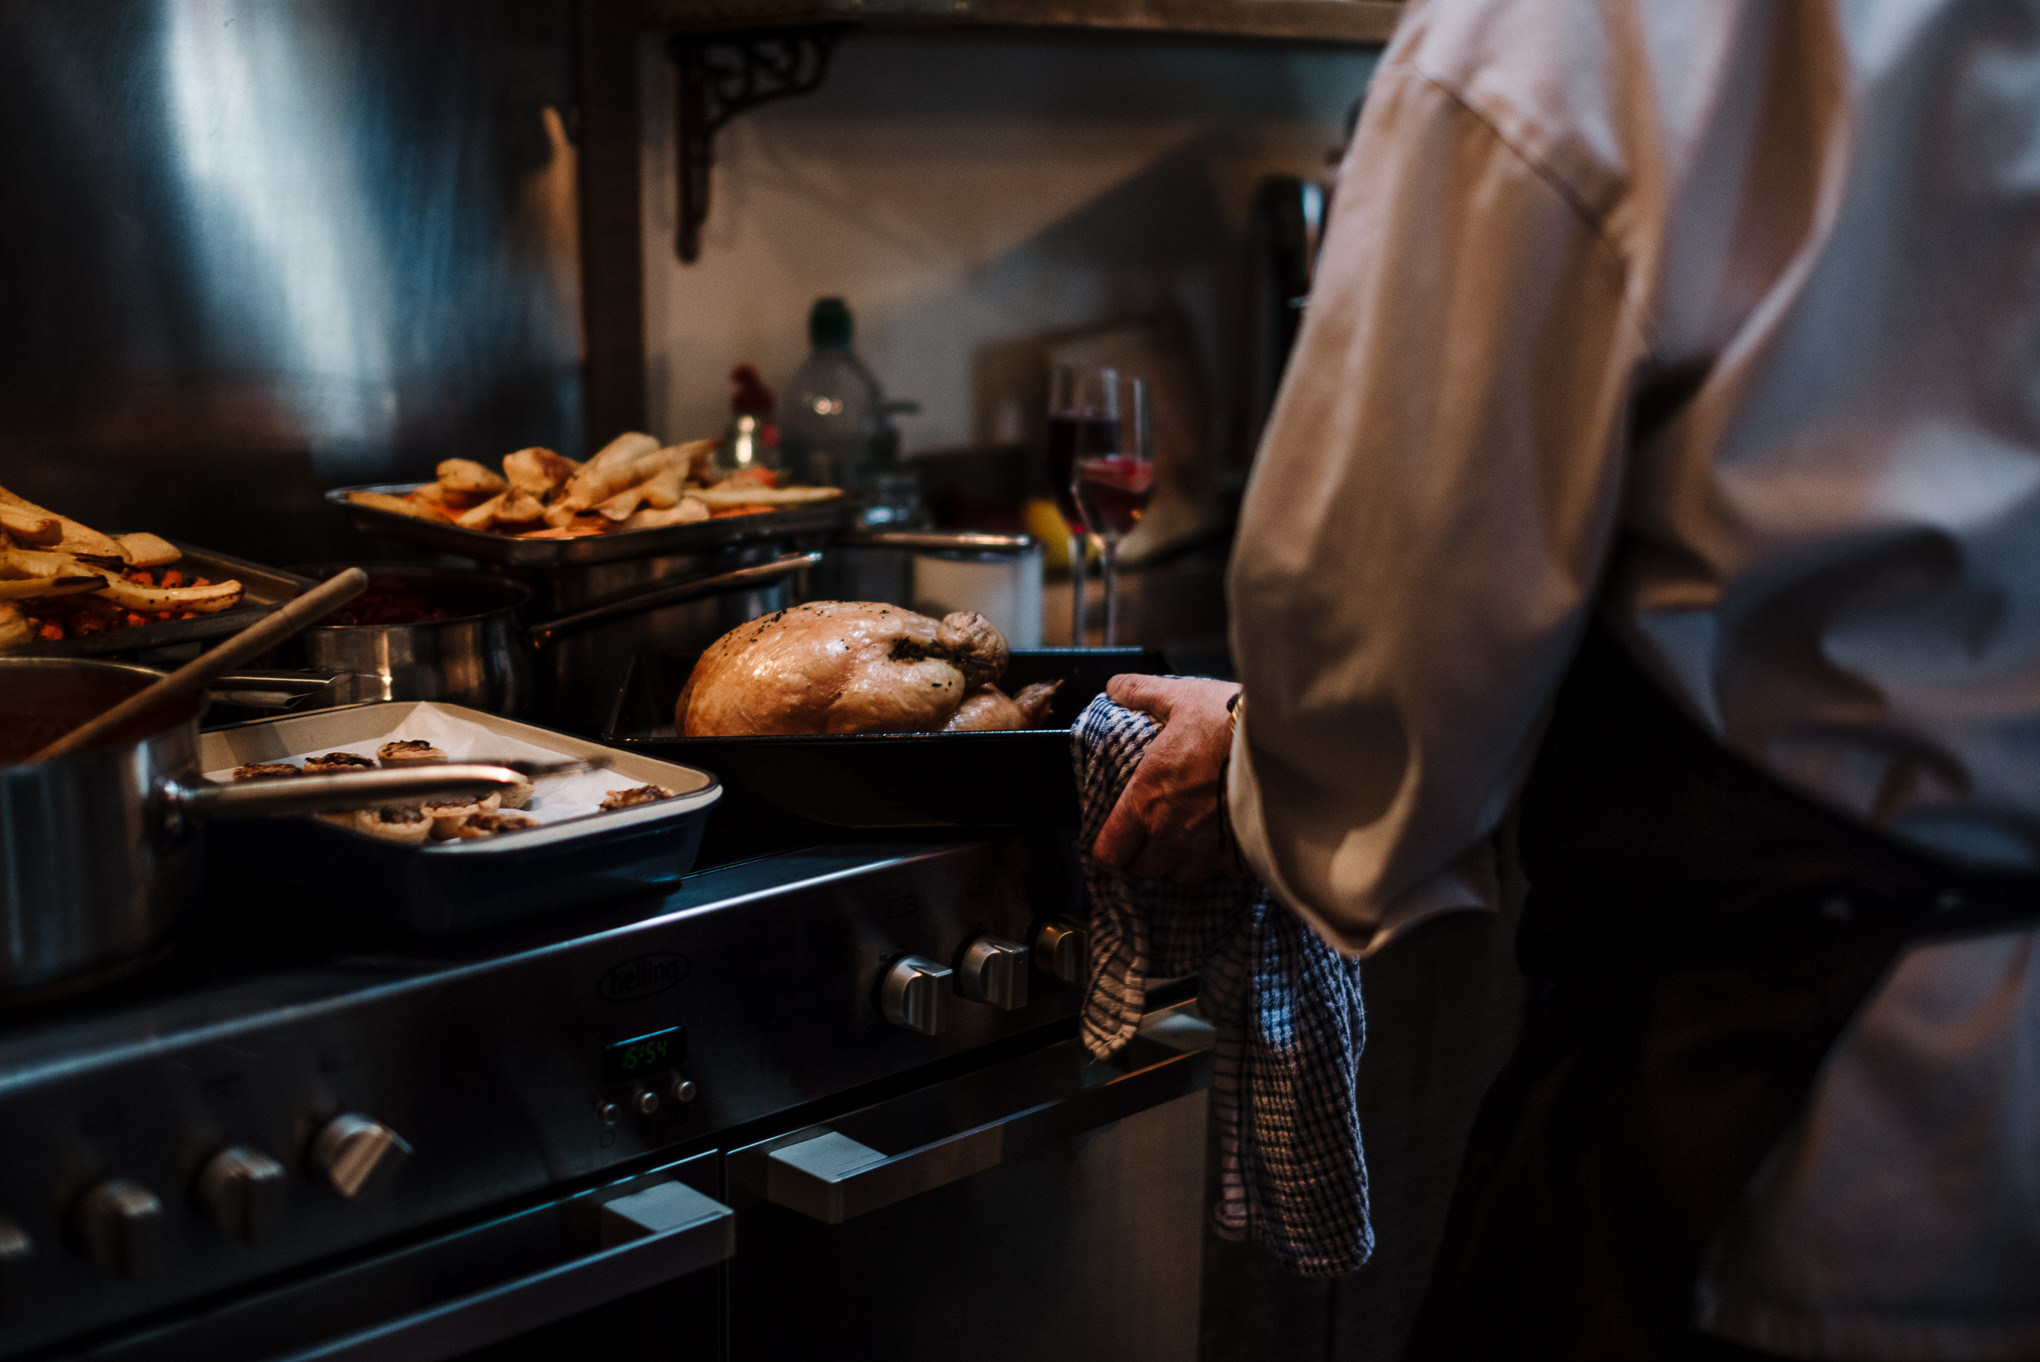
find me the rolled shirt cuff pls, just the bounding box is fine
[1226,703,1497,958]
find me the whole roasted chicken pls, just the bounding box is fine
[678,602,1060,736]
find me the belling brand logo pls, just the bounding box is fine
[598,953,690,1001]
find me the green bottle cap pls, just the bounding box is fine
[809,297,852,348]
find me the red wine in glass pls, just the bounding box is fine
[1076,455,1154,537]
[1048,364,1130,646]
[1045,412,1120,533]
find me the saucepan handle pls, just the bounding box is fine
[525,550,822,651]
[204,670,367,711]
[833,530,1037,555]
[163,764,529,823]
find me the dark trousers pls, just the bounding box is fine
[1406,624,2040,1362]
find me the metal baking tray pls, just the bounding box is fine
[14,542,315,658]
[328,483,859,571]
[603,647,1161,829]
[199,701,721,933]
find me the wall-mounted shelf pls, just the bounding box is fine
[641,0,1402,47]
[649,0,1394,265]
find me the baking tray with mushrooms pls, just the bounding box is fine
[200,701,721,931]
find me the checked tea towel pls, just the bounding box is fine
[1073,693,1373,1276]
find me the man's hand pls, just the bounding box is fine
[1092,674,1244,883]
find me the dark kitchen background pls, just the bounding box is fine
[0,0,1374,580]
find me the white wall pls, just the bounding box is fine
[640,31,1376,464]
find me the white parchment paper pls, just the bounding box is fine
[200,703,711,848]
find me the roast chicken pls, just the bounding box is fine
[677,601,1061,736]
[943,682,1061,732]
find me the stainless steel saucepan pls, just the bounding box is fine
[0,658,527,996]
[285,553,819,719]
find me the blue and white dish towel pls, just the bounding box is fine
[1073,693,1373,1277]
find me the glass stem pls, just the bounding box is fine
[1101,537,1121,647]
[1069,533,1087,646]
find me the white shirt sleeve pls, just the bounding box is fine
[1225,59,1648,956]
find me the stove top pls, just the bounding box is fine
[0,806,980,1027]
[0,834,1084,1359]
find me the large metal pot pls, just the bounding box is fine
[287,554,817,725]
[0,658,524,996]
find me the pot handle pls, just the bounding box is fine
[205,670,367,711]
[833,530,1036,555]
[526,550,821,651]
[164,764,528,823]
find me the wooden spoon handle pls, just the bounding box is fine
[29,568,370,764]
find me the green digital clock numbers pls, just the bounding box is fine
[618,1036,667,1070]
[601,1025,688,1085]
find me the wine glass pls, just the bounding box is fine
[1047,366,1122,645]
[1074,375,1152,646]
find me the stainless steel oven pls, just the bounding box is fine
[0,840,1211,1362]
[719,1009,1209,1362]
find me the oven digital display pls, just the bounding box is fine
[602,1026,687,1084]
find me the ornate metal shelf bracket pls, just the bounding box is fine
[670,27,845,264]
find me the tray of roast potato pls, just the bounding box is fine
[602,600,1158,828]
[0,482,314,657]
[329,431,854,571]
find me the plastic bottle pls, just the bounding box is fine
[779,298,882,489]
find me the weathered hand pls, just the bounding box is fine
[1092,674,1244,884]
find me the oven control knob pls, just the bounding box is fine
[631,1084,660,1117]
[957,936,1031,1011]
[195,1145,288,1243]
[72,1180,164,1280]
[1035,921,1087,984]
[308,1114,412,1199]
[879,955,952,1036]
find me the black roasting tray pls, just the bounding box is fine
[602,647,1164,830]
[328,483,858,571]
[14,542,315,658]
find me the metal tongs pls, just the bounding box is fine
[471,757,610,779]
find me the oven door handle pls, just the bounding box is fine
[267,1179,734,1362]
[764,1009,1213,1225]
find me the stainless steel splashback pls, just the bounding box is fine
[0,0,590,564]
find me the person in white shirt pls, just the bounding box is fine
[1095,1,2040,1358]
